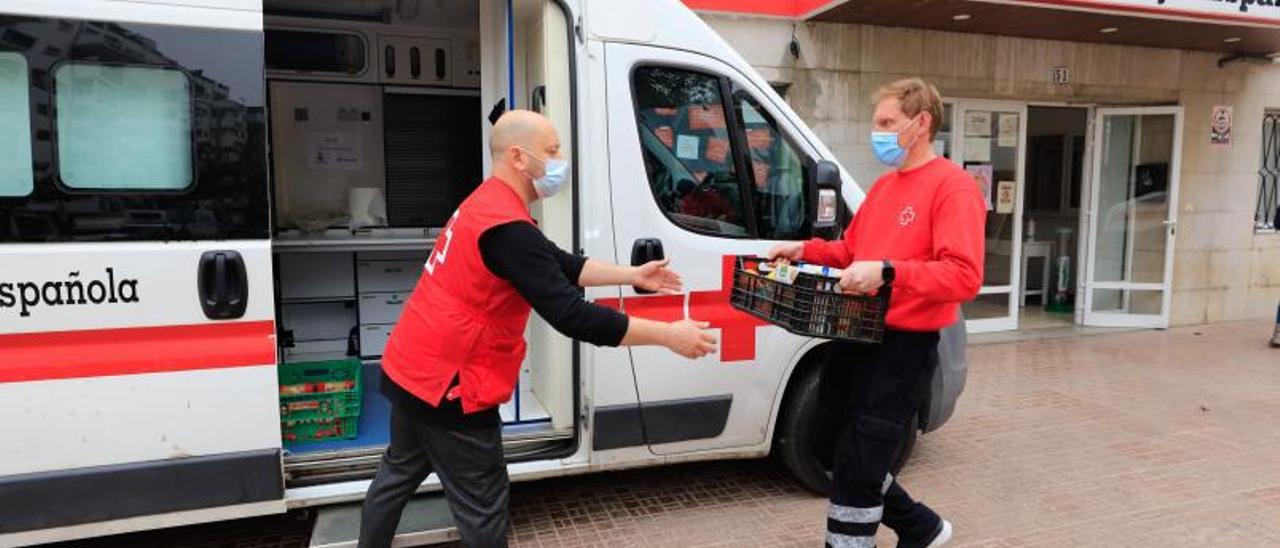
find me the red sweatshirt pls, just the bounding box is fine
[803,157,986,331]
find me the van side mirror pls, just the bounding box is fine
[813,160,840,230]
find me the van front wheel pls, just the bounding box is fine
[774,363,918,497]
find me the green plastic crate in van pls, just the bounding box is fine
[281,416,359,444]
[277,358,363,424]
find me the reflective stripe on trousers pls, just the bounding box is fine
[826,531,877,548]
[826,498,885,548]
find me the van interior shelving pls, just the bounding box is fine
[263,0,577,485]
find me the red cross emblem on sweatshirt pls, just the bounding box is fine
[898,205,917,227]
[596,255,769,362]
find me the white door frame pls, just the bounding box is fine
[1082,106,1183,328]
[951,99,1028,334]
[1075,107,1096,326]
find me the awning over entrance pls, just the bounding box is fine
[685,0,1280,56]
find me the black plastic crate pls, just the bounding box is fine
[729,255,891,343]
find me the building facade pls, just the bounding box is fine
[688,0,1280,332]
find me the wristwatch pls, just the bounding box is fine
[881,260,896,286]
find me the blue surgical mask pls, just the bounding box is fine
[520,148,571,198]
[870,116,921,167]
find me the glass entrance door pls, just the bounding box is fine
[1083,107,1183,328]
[955,102,1027,333]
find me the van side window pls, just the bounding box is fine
[54,63,193,190]
[734,92,807,240]
[0,18,267,243]
[632,66,749,238]
[0,52,32,197]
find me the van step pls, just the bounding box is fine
[309,495,459,548]
[285,423,573,487]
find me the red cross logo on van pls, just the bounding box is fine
[597,256,769,362]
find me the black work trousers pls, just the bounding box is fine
[358,404,510,548]
[818,330,942,548]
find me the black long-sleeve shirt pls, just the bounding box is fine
[382,221,630,426]
[478,221,630,347]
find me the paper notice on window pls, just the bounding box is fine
[964,111,992,137]
[306,132,362,171]
[1211,105,1232,147]
[966,164,994,211]
[676,134,700,160]
[964,138,992,163]
[996,180,1017,214]
[998,114,1019,147]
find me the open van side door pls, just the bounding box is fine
[0,10,282,544]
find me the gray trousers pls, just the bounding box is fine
[358,404,510,548]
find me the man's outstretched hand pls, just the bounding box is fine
[665,319,718,359]
[632,258,683,295]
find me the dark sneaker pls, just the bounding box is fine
[927,520,953,547]
[899,519,951,548]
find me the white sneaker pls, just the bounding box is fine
[924,520,952,548]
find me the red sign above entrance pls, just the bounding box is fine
[687,0,1280,26]
[996,0,1280,27]
[681,0,847,19]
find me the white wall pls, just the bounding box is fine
[701,13,1280,326]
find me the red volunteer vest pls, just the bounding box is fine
[382,178,535,414]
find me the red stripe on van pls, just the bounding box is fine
[0,321,276,383]
[597,256,768,362]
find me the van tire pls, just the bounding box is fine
[774,360,918,497]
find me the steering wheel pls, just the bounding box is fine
[672,172,705,198]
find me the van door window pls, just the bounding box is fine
[733,92,807,240]
[0,51,32,197]
[632,66,749,238]
[54,64,193,190]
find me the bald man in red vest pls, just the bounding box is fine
[359,110,717,547]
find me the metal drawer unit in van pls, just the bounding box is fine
[358,291,410,324]
[356,252,425,358]
[277,252,357,360]
[356,259,422,293]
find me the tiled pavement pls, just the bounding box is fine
[492,320,1280,547]
[46,320,1280,547]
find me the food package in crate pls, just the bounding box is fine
[758,260,843,285]
[733,256,840,320]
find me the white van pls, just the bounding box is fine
[0,0,969,545]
